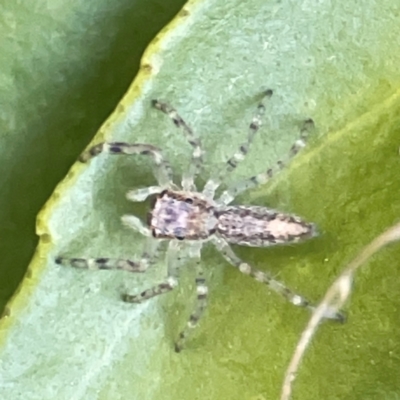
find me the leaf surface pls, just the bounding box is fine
[1,0,400,399]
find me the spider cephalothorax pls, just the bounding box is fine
[149,190,217,240]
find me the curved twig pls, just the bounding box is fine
[280,221,400,400]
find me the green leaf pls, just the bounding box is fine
[0,0,186,312]
[1,1,400,399]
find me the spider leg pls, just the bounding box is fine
[79,142,173,187]
[121,215,152,237]
[55,237,161,273]
[175,243,208,352]
[126,186,164,202]
[203,89,272,199]
[217,119,314,205]
[55,256,147,272]
[123,239,181,303]
[152,99,203,191]
[212,236,345,321]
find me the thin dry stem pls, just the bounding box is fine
[280,221,400,400]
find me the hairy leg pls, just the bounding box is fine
[79,142,174,187]
[174,243,208,352]
[123,239,181,303]
[212,236,345,321]
[126,186,164,202]
[218,119,314,205]
[203,89,273,199]
[121,214,152,237]
[152,100,203,191]
[55,237,161,273]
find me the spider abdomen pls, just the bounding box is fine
[216,206,317,247]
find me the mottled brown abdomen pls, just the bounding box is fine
[216,206,316,247]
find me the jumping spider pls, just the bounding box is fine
[56,90,343,352]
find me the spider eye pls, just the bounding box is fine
[176,236,184,241]
[185,198,193,204]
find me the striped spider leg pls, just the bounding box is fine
[56,91,344,353]
[56,99,209,351]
